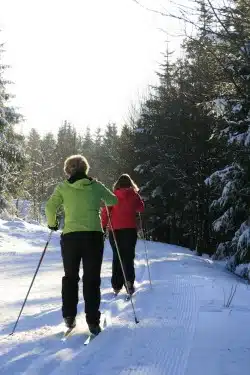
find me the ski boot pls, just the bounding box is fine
[88,324,101,336]
[64,317,76,329]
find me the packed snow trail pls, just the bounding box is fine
[0,219,250,374]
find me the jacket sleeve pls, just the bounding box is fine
[135,192,144,212]
[101,206,112,229]
[99,183,118,206]
[45,185,63,227]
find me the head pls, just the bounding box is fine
[113,174,139,192]
[64,154,90,178]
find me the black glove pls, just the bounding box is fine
[48,224,59,231]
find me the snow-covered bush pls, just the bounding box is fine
[14,199,47,224]
[213,241,232,260]
[0,196,16,220]
[226,222,250,280]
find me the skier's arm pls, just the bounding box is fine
[135,193,144,212]
[45,185,63,227]
[99,183,118,206]
[101,207,108,229]
[101,206,113,229]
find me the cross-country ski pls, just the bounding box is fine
[61,327,75,341]
[84,314,107,346]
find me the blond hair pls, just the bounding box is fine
[64,155,90,177]
[113,174,139,192]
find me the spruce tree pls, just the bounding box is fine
[204,0,250,272]
[0,40,25,213]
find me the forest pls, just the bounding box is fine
[1,0,250,279]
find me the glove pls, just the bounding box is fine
[48,224,59,231]
[103,228,108,239]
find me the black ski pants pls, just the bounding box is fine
[109,228,137,290]
[60,231,104,326]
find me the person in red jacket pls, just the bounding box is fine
[102,174,144,295]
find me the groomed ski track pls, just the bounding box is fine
[0,219,250,374]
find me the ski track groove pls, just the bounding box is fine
[2,225,250,374]
[120,276,198,375]
[47,243,150,375]
[82,252,199,375]
[81,245,199,375]
[1,235,209,375]
[1,241,148,375]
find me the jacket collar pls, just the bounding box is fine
[68,172,93,184]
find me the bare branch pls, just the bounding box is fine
[206,0,231,38]
[132,0,226,42]
[183,30,243,96]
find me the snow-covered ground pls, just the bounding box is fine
[0,219,250,375]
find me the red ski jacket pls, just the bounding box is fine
[101,187,144,230]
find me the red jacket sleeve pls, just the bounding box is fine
[135,193,144,212]
[101,206,112,229]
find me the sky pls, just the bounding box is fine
[0,0,185,136]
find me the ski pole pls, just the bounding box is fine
[9,230,53,336]
[139,213,152,288]
[105,206,139,324]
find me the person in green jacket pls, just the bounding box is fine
[45,154,117,335]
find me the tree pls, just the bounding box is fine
[54,121,79,180]
[204,0,250,273]
[40,132,57,196]
[100,123,120,187]
[132,37,225,253]
[0,40,25,213]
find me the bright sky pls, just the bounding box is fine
[1,0,185,136]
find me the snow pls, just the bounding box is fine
[1,219,250,374]
[151,186,162,198]
[135,128,144,134]
[134,164,143,173]
[213,207,234,232]
[205,164,243,187]
[232,103,242,113]
[237,227,250,257]
[208,98,227,117]
[221,181,235,201]
[234,263,250,279]
[228,127,250,146]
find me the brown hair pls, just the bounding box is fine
[113,174,139,191]
[64,154,90,177]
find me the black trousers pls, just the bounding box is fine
[60,231,104,326]
[109,228,137,290]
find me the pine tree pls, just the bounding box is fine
[92,127,104,180]
[101,123,120,187]
[54,121,79,180]
[133,40,224,253]
[117,125,136,176]
[79,127,95,175]
[0,40,25,213]
[40,132,57,197]
[205,0,250,272]
[23,128,44,221]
